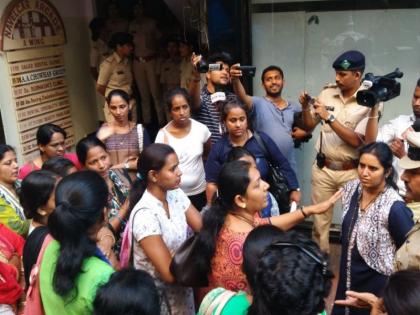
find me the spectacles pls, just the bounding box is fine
[270,242,328,275]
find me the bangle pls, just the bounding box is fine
[124,161,130,169]
[302,108,311,112]
[99,233,116,245]
[368,116,379,119]
[299,206,308,218]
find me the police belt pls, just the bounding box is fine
[324,158,358,171]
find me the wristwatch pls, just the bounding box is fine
[325,114,336,124]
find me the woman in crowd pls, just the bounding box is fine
[41,156,77,177]
[97,89,150,178]
[93,268,160,315]
[76,136,132,258]
[155,87,211,210]
[0,145,28,236]
[19,123,80,179]
[199,226,332,315]
[127,143,202,314]
[226,147,279,217]
[20,170,59,287]
[332,142,414,315]
[205,101,300,209]
[194,160,341,298]
[0,223,25,314]
[38,171,114,314]
[336,269,420,315]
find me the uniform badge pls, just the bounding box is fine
[340,59,351,70]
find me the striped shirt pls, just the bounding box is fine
[195,85,238,144]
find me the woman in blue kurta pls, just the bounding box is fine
[204,101,300,209]
[332,142,414,315]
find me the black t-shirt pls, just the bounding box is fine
[23,226,49,288]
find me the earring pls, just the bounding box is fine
[38,209,48,216]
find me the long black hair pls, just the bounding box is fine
[359,142,398,190]
[48,171,108,297]
[93,268,160,315]
[20,170,58,223]
[248,230,333,315]
[193,160,252,277]
[129,143,175,210]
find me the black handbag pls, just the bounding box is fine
[170,234,209,287]
[253,132,291,212]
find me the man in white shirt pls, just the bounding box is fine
[375,78,420,196]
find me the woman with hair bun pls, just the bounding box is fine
[126,143,202,315]
[38,171,114,314]
[332,142,414,315]
[194,160,341,300]
[97,89,150,178]
[199,227,332,315]
[18,123,80,180]
[0,144,28,236]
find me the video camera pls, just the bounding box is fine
[197,59,256,77]
[356,68,403,107]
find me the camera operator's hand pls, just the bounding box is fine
[313,100,330,121]
[291,127,308,140]
[230,63,242,80]
[191,52,202,74]
[299,91,311,109]
[390,138,406,159]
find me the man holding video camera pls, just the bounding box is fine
[300,50,376,253]
[365,78,420,199]
[189,52,238,144]
[230,64,309,173]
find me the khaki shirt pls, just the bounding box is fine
[395,222,420,271]
[314,84,370,161]
[129,18,161,57]
[97,52,133,97]
[180,58,194,90]
[159,57,181,92]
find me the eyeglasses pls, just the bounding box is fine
[270,242,328,275]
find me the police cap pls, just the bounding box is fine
[332,50,365,71]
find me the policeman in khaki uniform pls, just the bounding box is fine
[97,32,135,123]
[395,131,420,270]
[300,50,377,253]
[129,1,163,126]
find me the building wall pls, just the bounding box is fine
[0,0,98,162]
[251,4,420,223]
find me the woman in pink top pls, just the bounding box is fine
[19,123,80,179]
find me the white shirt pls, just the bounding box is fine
[130,188,194,315]
[155,119,211,195]
[377,114,416,195]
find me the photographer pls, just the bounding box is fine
[300,50,379,253]
[230,64,310,174]
[189,52,238,144]
[365,78,420,199]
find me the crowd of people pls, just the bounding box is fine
[1,1,420,314]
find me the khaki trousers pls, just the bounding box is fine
[311,163,358,253]
[132,59,164,125]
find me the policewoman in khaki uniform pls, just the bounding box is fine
[97,32,135,123]
[300,50,376,253]
[395,131,420,270]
